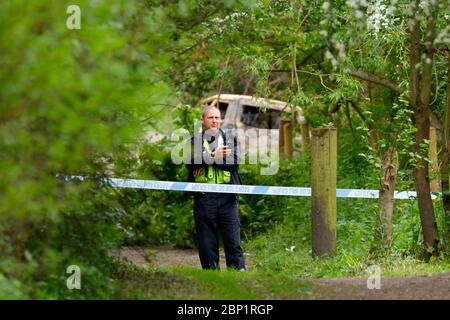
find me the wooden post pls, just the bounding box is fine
[283,122,293,159]
[301,122,310,152]
[279,119,287,158]
[429,127,440,192]
[311,128,337,257]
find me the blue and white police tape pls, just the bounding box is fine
[66,176,439,200]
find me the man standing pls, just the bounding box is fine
[186,105,246,270]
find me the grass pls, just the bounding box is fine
[170,267,318,299]
[244,223,450,279]
[114,194,450,299]
[116,264,319,299]
[113,220,450,300]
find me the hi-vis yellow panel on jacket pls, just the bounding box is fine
[194,138,231,184]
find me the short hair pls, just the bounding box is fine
[202,105,220,118]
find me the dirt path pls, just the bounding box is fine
[111,245,208,268]
[110,245,247,270]
[112,246,450,300]
[312,274,450,299]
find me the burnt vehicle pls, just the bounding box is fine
[198,94,310,159]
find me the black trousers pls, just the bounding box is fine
[193,192,245,270]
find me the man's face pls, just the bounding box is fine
[201,107,222,132]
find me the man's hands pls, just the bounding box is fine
[193,168,202,177]
[212,145,231,159]
[199,144,232,166]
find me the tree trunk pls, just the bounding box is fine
[429,127,440,192]
[443,52,450,246]
[408,3,439,260]
[374,148,398,250]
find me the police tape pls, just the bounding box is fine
[66,176,439,200]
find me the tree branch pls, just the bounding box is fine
[350,70,405,95]
[349,69,441,128]
[348,100,374,130]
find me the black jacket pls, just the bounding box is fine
[186,128,242,186]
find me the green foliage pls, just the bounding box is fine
[0,0,185,298]
[117,188,195,248]
[2,0,450,299]
[239,156,312,237]
[109,103,204,249]
[115,263,316,299]
[245,217,450,279]
[39,184,125,299]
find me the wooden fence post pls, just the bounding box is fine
[279,119,287,157]
[301,122,310,152]
[283,122,293,159]
[311,128,337,257]
[279,119,293,159]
